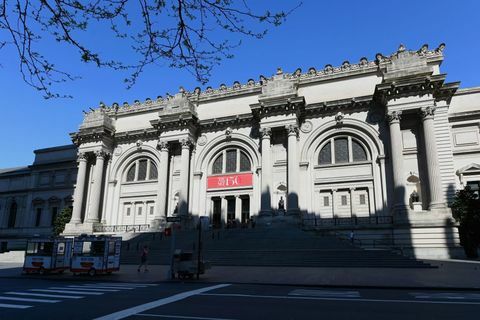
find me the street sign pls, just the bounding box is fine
[166,216,181,223]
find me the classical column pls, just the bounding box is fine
[178,138,191,216]
[332,189,337,218]
[86,151,106,223]
[420,106,446,209]
[260,127,272,215]
[100,156,112,224]
[387,111,408,212]
[286,124,300,215]
[235,195,242,222]
[70,152,88,224]
[156,141,170,218]
[350,187,356,218]
[221,196,227,227]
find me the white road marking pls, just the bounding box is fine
[199,293,480,306]
[289,289,360,298]
[0,296,60,303]
[65,286,120,292]
[137,314,237,320]
[0,303,32,309]
[95,283,157,287]
[5,292,84,299]
[31,289,103,295]
[411,292,480,300]
[77,285,135,290]
[94,284,231,320]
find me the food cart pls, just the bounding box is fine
[23,237,73,274]
[71,235,122,276]
[172,249,210,279]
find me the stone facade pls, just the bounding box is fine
[0,145,77,250]
[2,44,480,259]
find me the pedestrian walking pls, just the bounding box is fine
[138,245,149,272]
[349,230,355,244]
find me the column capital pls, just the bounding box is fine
[157,140,170,152]
[77,152,88,162]
[386,111,402,124]
[420,106,436,120]
[94,150,109,159]
[286,124,299,136]
[180,137,194,149]
[349,187,356,191]
[260,127,272,139]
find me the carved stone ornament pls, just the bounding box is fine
[286,124,298,136]
[94,150,108,158]
[136,139,143,149]
[260,127,272,138]
[180,138,193,148]
[300,120,313,133]
[78,152,88,161]
[113,147,123,156]
[386,111,402,123]
[225,127,232,140]
[197,135,208,146]
[335,112,345,125]
[420,106,436,119]
[157,141,169,151]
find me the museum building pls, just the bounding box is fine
[2,44,480,258]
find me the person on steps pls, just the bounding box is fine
[138,245,149,272]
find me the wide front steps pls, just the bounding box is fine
[119,227,434,268]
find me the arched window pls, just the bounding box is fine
[125,158,158,182]
[8,201,17,228]
[211,149,251,174]
[318,136,369,165]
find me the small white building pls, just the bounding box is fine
[2,44,480,259]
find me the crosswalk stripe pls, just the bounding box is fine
[0,303,32,309]
[5,292,83,299]
[95,283,158,287]
[65,286,120,292]
[411,292,480,300]
[78,285,135,290]
[31,289,103,295]
[0,296,60,303]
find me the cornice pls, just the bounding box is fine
[70,127,114,146]
[304,95,373,117]
[199,113,254,132]
[251,96,305,119]
[114,128,158,143]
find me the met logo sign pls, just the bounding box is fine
[207,173,253,190]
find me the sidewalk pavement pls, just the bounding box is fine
[1,259,479,289]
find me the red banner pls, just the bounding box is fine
[207,173,253,189]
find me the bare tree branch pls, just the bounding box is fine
[0,0,300,98]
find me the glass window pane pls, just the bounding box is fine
[212,154,223,174]
[126,164,136,182]
[341,195,347,206]
[318,142,331,164]
[226,150,237,173]
[149,161,158,180]
[138,160,148,181]
[352,140,367,161]
[239,152,251,172]
[335,138,349,163]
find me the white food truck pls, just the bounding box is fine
[70,235,122,276]
[23,237,73,274]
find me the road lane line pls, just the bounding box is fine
[5,292,84,299]
[31,289,103,295]
[0,296,60,303]
[199,293,480,306]
[411,292,480,300]
[94,284,231,320]
[65,286,120,292]
[95,283,157,287]
[0,303,32,309]
[137,314,237,320]
[289,289,360,298]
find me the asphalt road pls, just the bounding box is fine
[1,278,479,320]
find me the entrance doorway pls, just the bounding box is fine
[212,198,221,228]
[241,196,250,224]
[227,197,235,225]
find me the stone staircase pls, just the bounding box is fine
[120,226,434,268]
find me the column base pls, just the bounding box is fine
[429,201,447,210]
[150,217,166,231]
[62,222,101,235]
[259,210,273,217]
[286,208,300,216]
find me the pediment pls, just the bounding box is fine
[456,163,480,175]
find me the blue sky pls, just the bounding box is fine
[1,0,479,168]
